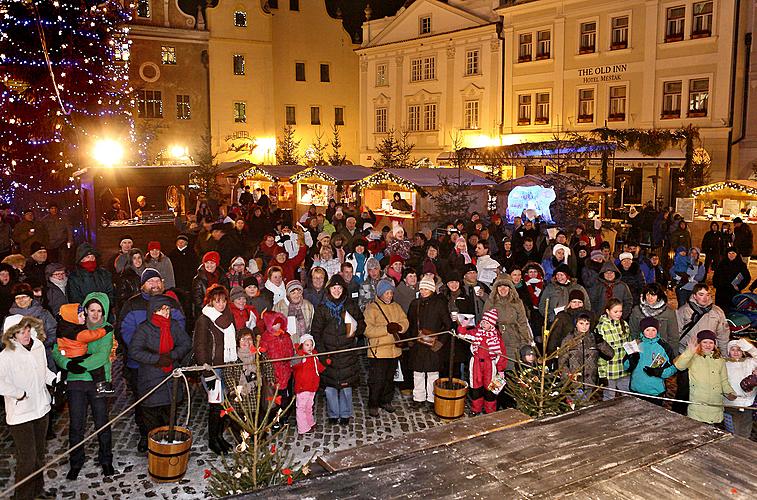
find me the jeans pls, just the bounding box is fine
[68,381,113,469]
[324,387,353,418]
[368,358,397,408]
[602,376,630,401]
[412,371,439,403]
[9,413,48,500]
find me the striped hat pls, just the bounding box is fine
[481,308,498,326]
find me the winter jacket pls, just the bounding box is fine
[458,281,490,324]
[358,277,380,311]
[617,261,645,306]
[0,220,11,254]
[676,300,729,354]
[670,226,692,251]
[701,230,723,263]
[193,306,235,377]
[724,339,757,408]
[191,267,221,314]
[292,347,326,394]
[558,327,614,386]
[628,301,680,355]
[580,259,603,289]
[259,328,294,390]
[588,261,633,320]
[483,275,532,365]
[9,301,57,371]
[144,253,176,290]
[595,314,631,380]
[394,282,418,313]
[712,254,750,310]
[733,223,753,258]
[272,298,314,343]
[118,292,186,369]
[12,219,48,256]
[67,244,114,316]
[406,293,451,372]
[546,307,597,356]
[130,301,192,407]
[115,267,141,311]
[310,297,363,388]
[45,278,67,317]
[364,299,409,359]
[623,333,677,396]
[0,316,55,425]
[168,246,199,291]
[674,349,734,424]
[539,278,590,324]
[41,214,71,249]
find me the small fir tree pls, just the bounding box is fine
[276,125,301,165]
[373,129,399,169]
[306,130,328,166]
[328,125,347,165]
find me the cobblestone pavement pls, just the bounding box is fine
[0,356,450,499]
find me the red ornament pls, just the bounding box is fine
[270,444,277,453]
[220,406,234,417]
[287,476,293,485]
[282,468,292,475]
[203,469,212,479]
[258,346,267,353]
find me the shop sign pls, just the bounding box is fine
[578,64,627,83]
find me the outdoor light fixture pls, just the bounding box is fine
[92,138,124,167]
[168,144,189,160]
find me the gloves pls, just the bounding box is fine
[623,352,640,365]
[104,324,114,335]
[156,354,172,367]
[67,360,86,374]
[643,366,664,378]
[387,322,402,335]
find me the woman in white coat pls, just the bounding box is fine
[0,315,56,500]
[724,338,757,438]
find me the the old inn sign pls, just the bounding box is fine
[578,64,627,83]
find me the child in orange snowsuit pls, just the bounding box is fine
[56,303,109,384]
[458,308,507,414]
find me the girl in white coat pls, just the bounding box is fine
[724,338,757,438]
[0,315,56,499]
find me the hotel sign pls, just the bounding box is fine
[578,64,627,83]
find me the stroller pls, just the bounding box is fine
[728,293,757,341]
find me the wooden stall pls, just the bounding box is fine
[288,165,373,221]
[236,164,306,215]
[76,165,194,263]
[353,168,496,235]
[690,180,757,255]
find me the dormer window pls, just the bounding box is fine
[420,16,431,35]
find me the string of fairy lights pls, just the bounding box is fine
[691,181,757,197]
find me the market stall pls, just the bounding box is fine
[236,164,307,213]
[76,165,194,263]
[352,168,496,234]
[690,180,757,255]
[288,165,373,221]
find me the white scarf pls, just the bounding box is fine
[50,276,67,294]
[265,280,287,305]
[202,304,237,363]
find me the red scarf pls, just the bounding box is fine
[151,313,174,373]
[80,260,97,272]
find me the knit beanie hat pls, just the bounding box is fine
[482,308,498,326]
[568,289,585,302]
[552,244,570,259]
[639,316,659,333]
[286,280,304,294]
[376,279,395,298]
[365,257,381,271]
[519,345,536,360]
[147,241,161,252]
[419,275,436,292]
[140,268,162,285]
[243,275,259,289]
[229,286,246,302]
[202,251,220,265]
[554,263,572,278]
[697,330,718,342]
[120,234,133,245]
[590,249,604,261]
[30,242,46,256]
[619,252,633,262]
[230,256,245,268]
[59,303,80,324]
[389,254,404,266]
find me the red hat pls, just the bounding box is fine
[482,308,499,326]
[202,251,220,265]
[262,310,287,333]
[147,241,161,252]
[389,254,404,266]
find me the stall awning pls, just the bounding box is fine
[289,165,374,184]
[691,180,757,200]
[353,168,496,192]
[494,173,612,194]
[75,165,196,187]
[235,164,307,182]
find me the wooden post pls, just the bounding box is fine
[447,333,456,389]
[168,376,179,442]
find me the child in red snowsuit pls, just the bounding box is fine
[458,308,507,414]
[259,310,295,418]
[292,333,326,434]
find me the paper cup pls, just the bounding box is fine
[451,311,458,322]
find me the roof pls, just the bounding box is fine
[691,179,757,200]
[353,168,496,192]
[289,165,374,184]
[495,173,612,194]
[234,164,308,181]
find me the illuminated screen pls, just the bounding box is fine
[506,185,556,223]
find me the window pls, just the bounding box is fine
[465,49,480,76]
[608,86,626,120]
[518,95,532,125]
[234,102,246,123]
[289,0,299,11]
[375,107,387,133]
[688,78,709,116]
[114,41,130,61]
[662,81,682,118]
[410,56,435,81]
[234,11,247,27]
[310,106,320,125]
[518,33,532,62]
[580,22,596,53]
[375,63,387,86]
[611,16,629,49]
[537,31,551,59]
[137,0,150,18]
[136,90,162,118]
[161,46,176,65]
[692,1,713,37]
[464,100,479,129]
[295,62,305,81]
[320,64,330,82]
[535,93,550,124]
[176,94,191,120]
[233,54,245,75]
[420,16,431,35]
[286,105,296,125]
[424,103,437,130]
[666,6,685,42]
[407,105,421,131]
[578,88,595,122]
[335,107,344,126]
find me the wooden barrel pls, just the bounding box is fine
[433,378,468,419]
[147,426,192,483]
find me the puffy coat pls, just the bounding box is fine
[628,301,680,355]
[406,293,451,372]
[0,316,55,425]
[193,305,236,376]
[712,254,750,311]
[483,275,532,365]
[724,339,757,407]
[259,315,295,390]
[539,278,590,324]
[115,267,141,311]
[588,261,633,319]
[67,244,115,312]
[292,347,326,394]
[310,295,363,388]
[675,300,729,354]
[623,333,677,396]
[129,298,192,407]
[191,267,221,314]
[168,246,199,291]
[674,349,734,423]
[8,301,57,371]
[364,299,409,359]
[558,327,613,386]
[144,253,176,290]
[546,307,597,356]
[617,261,645,305]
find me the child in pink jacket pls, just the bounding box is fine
[458,308,507,414]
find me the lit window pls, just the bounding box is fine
[375,63,387,86]
[580,22,596,53]
[161,46,176,65]
[320,64,330,83]
[286,106,296,125]
[233,54,245,75]
[424,103,437,130]
[176,95,191,120]
[311,106,321,125]
[692,1,713,37]
[234,102,247,123]
[611,16,629,49]
[234,11,247,27]
[136,90,162,118]
[608,86,626,121]
[518,33,532,62]
[535,93,550,124]
[465,50,480,76]
[518,95,532,125]
[464,100,479,129]
[335,107,344,126]
[688,78,709,116]
[578,88,595,122]
[662,81,682,118]
[137,0,150,18]
[407,105,421,132]
[537,31,551,59]
[295,62,305,81]
[376,108,387,133]
[420,16,431,35]
[666,6,685,42]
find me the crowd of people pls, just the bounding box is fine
[1,197,756,499]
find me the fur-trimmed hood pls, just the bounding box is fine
[2,315,45,350]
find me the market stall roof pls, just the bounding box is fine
[353,168,496,192]
[74,165,195,187]
[232,163,308,182]
[289,165,374,184]
[437,140,615,164]
[494,173,613,194]
[691,180,757,201]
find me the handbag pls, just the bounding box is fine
[415,301,443,352]
[375,300,402,342]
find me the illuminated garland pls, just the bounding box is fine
[691,181,757,197]
[289,167,339,184]
[352,169,419,192]
[238,165,277,182]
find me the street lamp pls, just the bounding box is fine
[92,138,124,167]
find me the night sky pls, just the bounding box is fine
[325,0,409,42]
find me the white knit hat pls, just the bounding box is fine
[619,252,634,261]
[419,276,436,292]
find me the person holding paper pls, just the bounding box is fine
[712,247,750,312]
[595,298,632,401]
[622,317,677,404]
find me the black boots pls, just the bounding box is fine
[208,405,232,455]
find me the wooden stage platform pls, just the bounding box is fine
[247,397,756,499]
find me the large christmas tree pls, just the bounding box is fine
[0,0,133,198]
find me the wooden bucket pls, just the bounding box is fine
[148,426,192,483]
[433,378,468,419]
